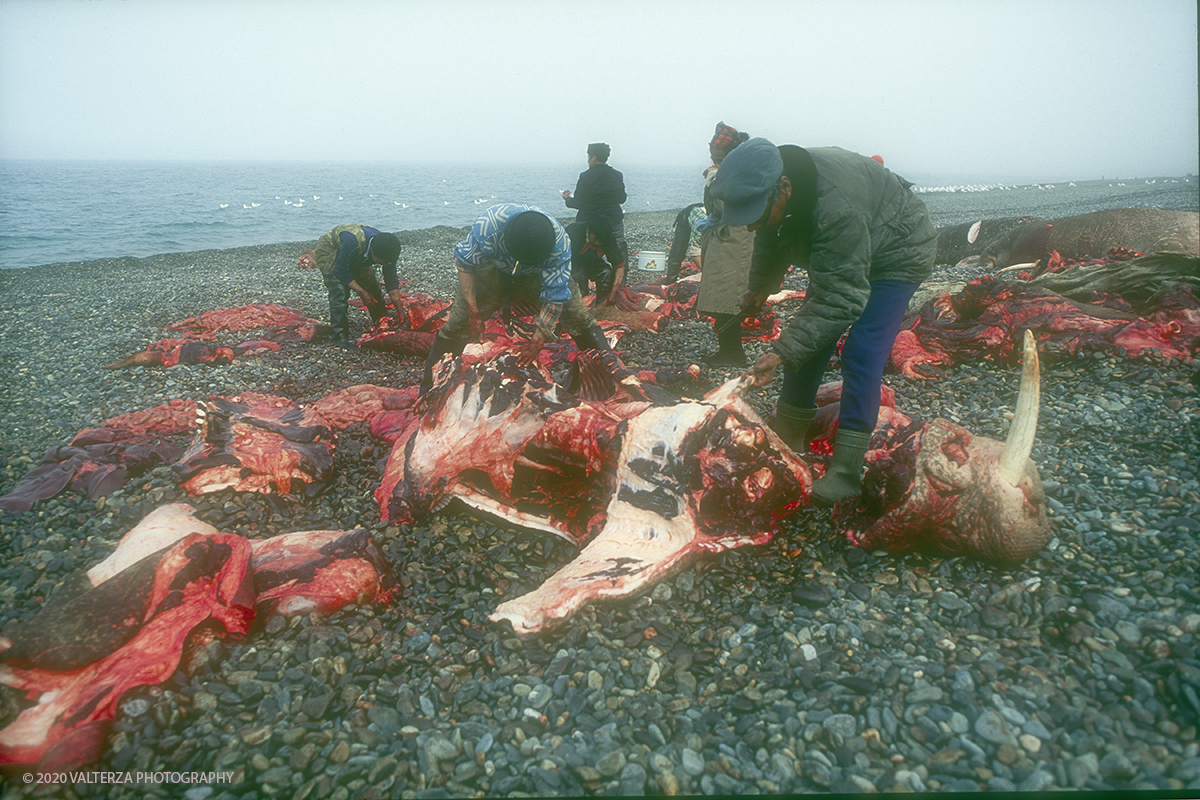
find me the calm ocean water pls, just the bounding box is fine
[0,160,705,270]
[0,160,1195,270]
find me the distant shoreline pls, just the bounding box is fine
[0,209,684,274]
[2,176,1198,273]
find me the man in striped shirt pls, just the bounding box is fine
[420,204,613,393]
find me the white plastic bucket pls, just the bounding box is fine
[635,250,667,272]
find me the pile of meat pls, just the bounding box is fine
[104,304,332,369]
[891,252,1200,379]
[0,503,395,771]
[0,386,418,514]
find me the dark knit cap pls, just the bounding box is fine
[368,232,401,265]
[504,211,556,264]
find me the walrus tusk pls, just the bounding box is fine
[995,261,1039,274]
[997,329,1040,486]
[967,220,982,244]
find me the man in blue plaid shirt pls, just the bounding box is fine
[420,204,614,393]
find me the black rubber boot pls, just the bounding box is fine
[329,299,350,343]
[811,428,873,507]
[771,401,818,454]
[701,314,747,367]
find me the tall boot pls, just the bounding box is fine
[419,336,456,394]
[811,428,873,508]
[771,401,817,454]
[329,298,350,343]
[702,314,747,367]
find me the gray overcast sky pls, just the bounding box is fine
[1,0,1196,183]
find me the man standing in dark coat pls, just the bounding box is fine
[562,142,628,275]
[708,138,936,506]
[566,218,626,303]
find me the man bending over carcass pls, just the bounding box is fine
[419,204,614,393]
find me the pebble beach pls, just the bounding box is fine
[1,189,1199,797]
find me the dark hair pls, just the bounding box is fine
[587,142,610,162]
[504,211,555,264]
[369,232,401,264]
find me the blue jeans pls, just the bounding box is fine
[779,279,918,433]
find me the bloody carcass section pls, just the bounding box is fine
[843,331,1052,563]
[105,304,333,369]
[376,344,653,544]
[488,375,813,636]
[174,393,335,496]
[380,330,1053,635]
[891,267,1200,379]
[0,503,395,772]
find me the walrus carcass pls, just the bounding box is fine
[381,336,1052,636]
[956,208,1199,270]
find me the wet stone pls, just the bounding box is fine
[823,713,857,739]
[368,706,401,733]
[980,606,1011,627]
[681,747,705,777]
[620,761,648,794]
[527,683,553,709]
[907,685,944,704]
[596,750,628,778]
[792,586,832,607]
[975,710,1015,745]
[301,692,333,719]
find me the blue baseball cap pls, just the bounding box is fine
[708,137,784,226]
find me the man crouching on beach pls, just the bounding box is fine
[313,224,403,345]
[419,203,615,393]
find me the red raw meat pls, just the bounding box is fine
[0,532,255,771]
[175,394,333,495]
[358,328,438,356]
[0,502,396,771]
[489,375,813,635]
[250,528,397,618]
[895,276,1199,378]
[163,304,312,336]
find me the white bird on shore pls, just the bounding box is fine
[338,196,344,200]
[251,202,261,207]
[444,201,450,205]
[313,195,320,199]
[219,203,229,209]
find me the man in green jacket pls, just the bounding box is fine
[312,224,403,345]
[708,138,936,506]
